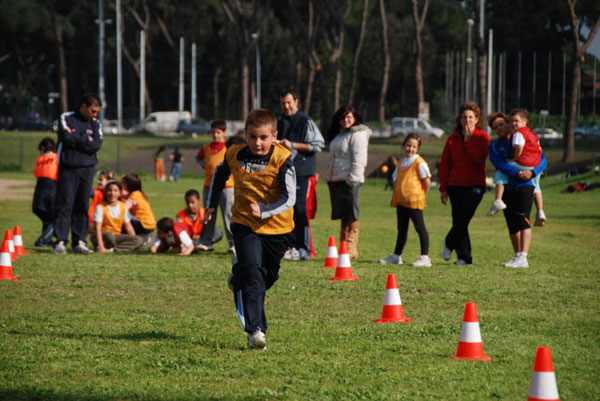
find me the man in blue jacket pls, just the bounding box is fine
[53,94,103,254]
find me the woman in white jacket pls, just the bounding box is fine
[325,105,372,258]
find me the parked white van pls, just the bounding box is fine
[136,111,192,135]
[391,117,444,138]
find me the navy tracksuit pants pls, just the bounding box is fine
[53,165,95,246]
[229,223,292,334]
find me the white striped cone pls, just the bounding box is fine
[0,239,18,281]
[13,226,28,256]
[329,242,358,281]
[528,347,559,401]
[322,236,338,269]
[3,230,16,262]
[450,302,491,360]
[375,274,410,323]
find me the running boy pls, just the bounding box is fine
[204,109,296,350]
[195,120,234,252]
[150,217,195,256]
[32,137,59,246]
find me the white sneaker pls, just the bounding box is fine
[501,255,518,267]
[454,259,472,266]
[228,245,236,254]
[73,240,93,254]
[486,199,507,216]
[442,240,452,261]
[534,210,546,227]
[248,330,267,350]
[196,243,214,252]
[379,254,402,264]
[505,255,529,268]
[53,241,67,255]
[283,248,299,261]
[412,255,432,267]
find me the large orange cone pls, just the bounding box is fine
[3,230,16,262]
[375,274,411,323]
[13,226,28,256]
[329,242,358,281]
[0,239,18,281]
[449,302,491,360]
[322,236,338,269]
[528,347,559,401]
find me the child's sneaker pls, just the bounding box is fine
[412,255,432,267]
[505,255,529,268]
[534,210,546,226]
[501,255,518,267]
[248,330,267,350]
[441,240,452,261]
[53,241,67,255]
[379,254,402,264]
[73,240,93,254]
[197,243,214,252]
[486,199,507,216]
[283,248,299,260]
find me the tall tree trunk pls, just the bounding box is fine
[213,67,222,119]
[55,21,69,112]
[475,0,487,126]
[241,59,250,118]
[411,0,428,113]
[348,0,370,105]
[378,0,390,122]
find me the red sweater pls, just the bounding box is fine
[439,129,489,192]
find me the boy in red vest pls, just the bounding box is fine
[150,217,195,256]
[33,137,59,246]
[175,189,224,250]
[487,108,546,226]
[204,109,296,350]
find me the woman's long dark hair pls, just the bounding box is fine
[325,105,362,143]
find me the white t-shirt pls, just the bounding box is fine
[512,131,525,147]
[93,203,132,223]
[392,154,431,181]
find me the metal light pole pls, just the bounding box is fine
[116,0,123,134]
[140,30,145,122]
[466,19,474,101]
[251,32,261,109]
[96,0,112,124]
[487,29,493,115]
[191,42,197,118]
[179,37,184,115]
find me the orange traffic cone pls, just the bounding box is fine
[3,230,16,262]
[0,239,18,281]
[375,274,411,323]
[449,302,491,360]
[322,236,338,269]
[329,242,358,281]
[528,347,559,401]
[13,226,28,256]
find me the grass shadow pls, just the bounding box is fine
[7,329,183,342]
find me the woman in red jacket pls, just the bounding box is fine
[439,102,490,265]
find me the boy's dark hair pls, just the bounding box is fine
[38,137,56,152]
[121,173,144,196]
[103,180,122,199]
[211,120,227,131]
[509,108,530,125]
[226,135,247,148]
[403,133,422,147]
[488,112,508,129]
[81,93,102,107]
[279,88,298,100]
[245,108,277,132]
[157,217,174,233]
[185,189,200,199]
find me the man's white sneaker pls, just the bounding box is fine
[248,330,267,350]
[53,241,67,255]
[486,199,507,216]
[379,254,402,264]
[412,255,432,267]
[442,240,452,261]
[73,240,93,254]
[534,210,546,227]
[505,255,529,268]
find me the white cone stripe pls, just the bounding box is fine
[13,235,23,246]
[326,246,338,258]
[529,372,559,399]
[458,322,482,343]
[337,254,351,267]
[8,240,15,252]
[0,252,11,266]
[383,289,402,305]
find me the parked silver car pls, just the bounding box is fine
[533,128,562,140]
[391,117,444,138]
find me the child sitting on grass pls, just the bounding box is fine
[88,170,115,227]
[120,173,156,246]
[91,180,142,253]
[150,217,195,256]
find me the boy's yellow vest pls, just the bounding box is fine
[227,143,294,234]
[203,143,234,188]
[100,202,126,234]
[129,190,157,229]
[391,156,427,210]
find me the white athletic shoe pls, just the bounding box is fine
[534,210,546,227]
[248,330,267,350]
[486,199,507,216]
[505,255,529,268]
[53,241,67,255]
[379,254,402,264]
[501,255,518,267]
[442,240,452,261]
[283,248,299,261]
[412,255,432,267]
[73,240,93,254]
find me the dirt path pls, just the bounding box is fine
[0,179,34,201]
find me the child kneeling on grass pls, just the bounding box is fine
[379,133,432,267]
[91,180,143,253]
[150,217,195,256]
[204,108,295,350]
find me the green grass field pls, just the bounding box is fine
[1,162,599,399]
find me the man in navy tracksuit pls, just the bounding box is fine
[53,94,103,254]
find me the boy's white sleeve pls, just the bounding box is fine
[178,231,193,247]
[93,205,104,223]
[512,132,525,146]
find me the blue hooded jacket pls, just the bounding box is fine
[488,137,547,191]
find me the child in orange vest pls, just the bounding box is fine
[120,173,156,246]
[88,170,115,227]
[175,189,209,247]
[379,133,432,267]
[91,180,142,253]
[33,137,59,246]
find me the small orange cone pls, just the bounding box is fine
[528,347,559,401]
[449,302,491,360]
[375,274,411,323]
[3,230,16,262]
[0,239,18,281]
[13,226,28,256]
[322,236,338,269]
[329,242,358,281]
